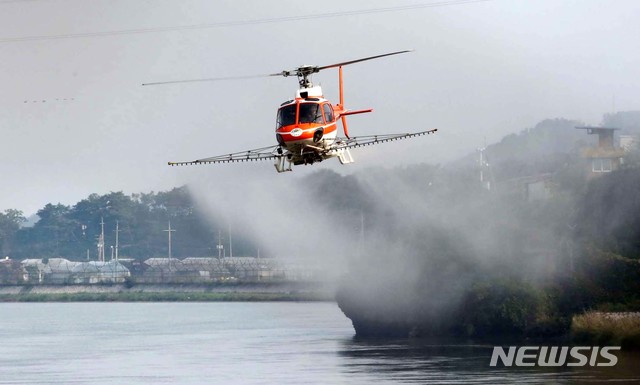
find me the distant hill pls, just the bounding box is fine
[333,113,640,339]
[451,118,586,181]
[452,112,640,183]
[487,118,586,161]
[603,110,640,134]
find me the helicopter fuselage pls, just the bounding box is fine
[275,86,344,165]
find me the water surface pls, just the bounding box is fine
[0,303,638,384]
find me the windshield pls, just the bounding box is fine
[277,104,297,128]
[299,103,324,124]
[323,103,334,122]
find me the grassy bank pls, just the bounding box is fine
[0,291,332,302]
[0,282,336,302]
[571,311,640,349]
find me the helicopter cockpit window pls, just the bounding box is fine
[277,104,297,128]
[299,103,324,124]
[323,104,334,123]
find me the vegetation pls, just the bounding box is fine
[3,187,258,260]
[576,170,640,258]
[0,209,25,256]
[455,279,552,337]
[572,311,640,349]
[335,112,640,345]
[0,291,328,302]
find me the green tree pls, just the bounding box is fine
[0,209,25,256]
[33,203,76,256]
[576,169,640,259]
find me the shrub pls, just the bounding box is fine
[571,311,640,349]
[456,279,550,337]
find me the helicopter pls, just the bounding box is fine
[143,50,437,173]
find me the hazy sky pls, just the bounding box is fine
[1,0,638,215]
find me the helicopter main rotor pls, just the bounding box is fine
[263,50,413,89]
[278,65,319,88]
[142,49,412,88]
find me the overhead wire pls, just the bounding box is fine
[0,0,42,3]
[0,0,492,43]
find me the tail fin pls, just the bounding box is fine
[339,66,350,138]
[337,66,372,138]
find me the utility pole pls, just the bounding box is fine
[97,217,106,262]
[477,144,491,191]
[228,223,233,258]
[163,221,176,263]
[81,224,89,261]
[114,221,121,261]
[216,230,224,259]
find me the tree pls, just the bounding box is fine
[0,209,25,256]
[576,169,640,259]
[30,204,76,257]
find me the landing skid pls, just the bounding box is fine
[337,148,354,165]
[274,156,292,173]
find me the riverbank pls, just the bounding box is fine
[571,311,640,349]
[0,282,335,302]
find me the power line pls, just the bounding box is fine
[0,0,43,3]
[0,0,491,43]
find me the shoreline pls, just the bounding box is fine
[0,282,336,302]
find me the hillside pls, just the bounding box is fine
[331,112,640,338]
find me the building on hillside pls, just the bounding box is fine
[619,134,639,153]
[576,126,626,177]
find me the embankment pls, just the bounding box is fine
[0,282,334,302]
[572,311,640,349]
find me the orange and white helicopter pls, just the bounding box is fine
[143,50,437,173]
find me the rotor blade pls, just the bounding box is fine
[142,73,282,86]
[316,49,413,71]
[144,50,412,85]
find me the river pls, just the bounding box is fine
[0,302,638,384]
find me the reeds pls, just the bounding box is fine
[571,311,640,349]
